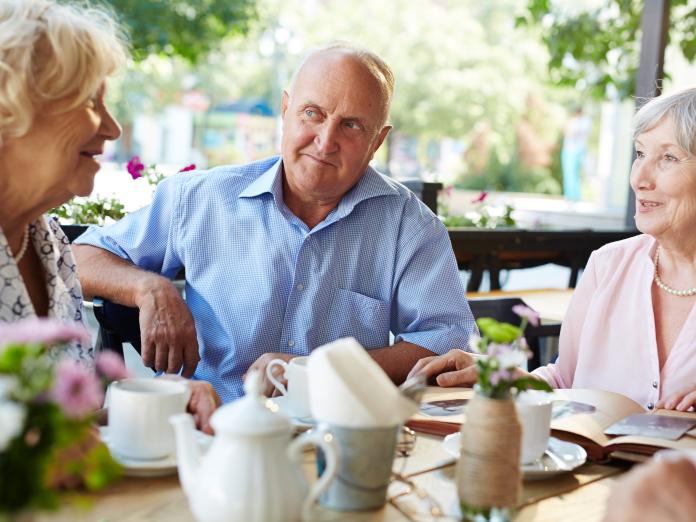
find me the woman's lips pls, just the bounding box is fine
[638,199,662,212]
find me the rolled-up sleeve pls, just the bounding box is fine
[73,175,185,279]
[392,217,477,355]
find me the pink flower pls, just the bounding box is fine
[96,351,131,381]
[471,191,488,204]
[126,156,145,180]
[0,319,90,348]
[512,304,540,327]
[51,360,103,419]
[178,164,196,173]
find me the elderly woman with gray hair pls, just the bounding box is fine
[0,0,219,432]
[410,86,696,413]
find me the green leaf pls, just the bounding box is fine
[476,318,521,344]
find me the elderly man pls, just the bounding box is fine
[73,43,476,402]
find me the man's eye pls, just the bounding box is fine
[304,109,316,118]
[343,121,362,130]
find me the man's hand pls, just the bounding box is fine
[245,352,298,397]
[406,349,480,387]
[135,278,200,377]
[161,376,221,434]
[187,380,222,435]
[656,384,696,411]
[603,454,696,522]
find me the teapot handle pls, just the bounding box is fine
[287,426,339,521]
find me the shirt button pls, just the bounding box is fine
[297,284,304,291]
[288,340,295,347]
[652,380,658,389]
[647,402,654,410]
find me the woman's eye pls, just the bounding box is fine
[635,150,645,159]
[664,154,679,162]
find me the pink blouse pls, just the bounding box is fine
[532,234,696,410]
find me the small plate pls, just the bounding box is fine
[266,396,315,430]
[442,433,586,480]
[99,426,213,477]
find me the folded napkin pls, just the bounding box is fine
[307,337,419,428]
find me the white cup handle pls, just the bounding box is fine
[266,359,289,396]
[287,427,339,522]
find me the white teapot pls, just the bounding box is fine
[170,372,338,522]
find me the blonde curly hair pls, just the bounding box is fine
[0,0,127,147]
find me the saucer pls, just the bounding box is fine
[266,396,315,430]
[99,426,213,477]
[442,433,586,480]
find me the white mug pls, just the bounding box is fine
[108,378,191,460]
[515,391,553,464]
[266,356,310,418]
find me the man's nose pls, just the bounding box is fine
[314,121,339,154]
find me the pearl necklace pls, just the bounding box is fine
[653,246,696,297]
[12,227,30,264]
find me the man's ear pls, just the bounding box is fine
[372,125,392,153]
[281,90,290,119]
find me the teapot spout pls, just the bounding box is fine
[169,413,200,497]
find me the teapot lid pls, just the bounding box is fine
[210,371,291,436]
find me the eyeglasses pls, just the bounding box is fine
[388,427,455,521]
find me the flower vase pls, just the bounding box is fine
[456,392,521,520]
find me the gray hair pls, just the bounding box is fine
[0,0,128,147]
[288,42,394,126]
[633,87,696,156]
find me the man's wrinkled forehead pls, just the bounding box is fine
[288,50,389,124]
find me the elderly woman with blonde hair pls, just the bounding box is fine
[410,86,696,413]
[0,0,219,432]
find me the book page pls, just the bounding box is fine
[550,389,645,447]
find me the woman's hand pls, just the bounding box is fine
[656,384,696,411]
[406,349,480,387]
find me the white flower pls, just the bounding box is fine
[495,346,527,369]
[0,400,26,452]
[468,334,482,353]
[0,376,19,400]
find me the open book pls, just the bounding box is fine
[406,387,696,461]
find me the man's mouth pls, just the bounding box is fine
[303,153,334,167]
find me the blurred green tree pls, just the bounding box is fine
[519,0,696,99]
[103,0,258,62]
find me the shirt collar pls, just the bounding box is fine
[238,157,400,224]
[238,156,283,200]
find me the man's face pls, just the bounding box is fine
[280,52,390,207]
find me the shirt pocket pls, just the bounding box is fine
[327,288,391,349]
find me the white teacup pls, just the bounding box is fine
[515,391,553,464]
[108,378,191,460]
[266,356,310,418]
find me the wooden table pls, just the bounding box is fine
[35,431,622,522]
[467,288,574,324]
[449,228,638,291]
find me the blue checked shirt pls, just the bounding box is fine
[76,157,476,402]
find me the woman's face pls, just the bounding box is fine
[1,81,121,206]
[630,116,696,242]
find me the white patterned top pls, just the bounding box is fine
[0,215,93,365]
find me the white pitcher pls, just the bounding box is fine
[170,372,338,522]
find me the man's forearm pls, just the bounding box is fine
[368,341,436,385]
[72,244,170,306]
